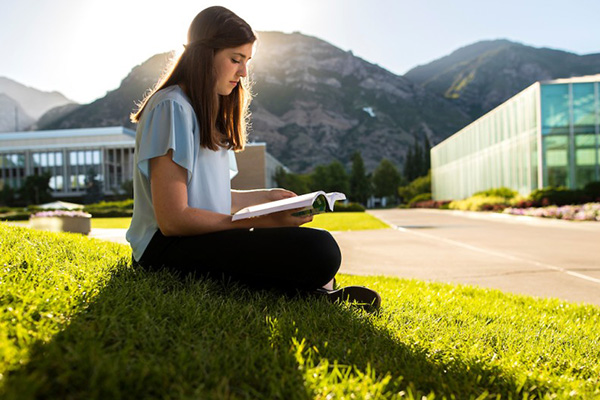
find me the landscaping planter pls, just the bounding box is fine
[29,211,92,235]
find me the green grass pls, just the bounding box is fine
[304,212,390,231]
[1,224,600,399]
[91,212,390,231]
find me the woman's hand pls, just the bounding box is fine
[265,188,297,202]
[231,188,299,214]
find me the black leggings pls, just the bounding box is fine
[136,227,341,291]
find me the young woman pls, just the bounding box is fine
[126,6,380,309]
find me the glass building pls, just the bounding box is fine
[431,75,600,200]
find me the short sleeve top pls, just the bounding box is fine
[126,85,238,261]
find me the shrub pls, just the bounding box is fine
[449,195,510,212]
[473,187,518,199]
[0,211,31,221]
[528,187,591,207]
[408,193,431,208]
[83,199,134,218]
[334,202,365,212]
[411,199,451,209]
[398,173,431,204]
[584,181,600,201]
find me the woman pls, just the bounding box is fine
[126,6,380,310]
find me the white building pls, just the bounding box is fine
[0,126,285,199]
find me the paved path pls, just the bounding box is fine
[332,209,600,306]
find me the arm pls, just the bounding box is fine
[150,150,312,236]
[231,188,297,214]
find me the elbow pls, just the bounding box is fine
[156,216,184,237]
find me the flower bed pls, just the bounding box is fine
[503,203,600,221]
[29,210,92,234]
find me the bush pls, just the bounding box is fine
[408,193,431,207]
[83,199,134,218]
[84,199,134,210]
[528,187,591,207]
[449,195,510,212]
[398,173,431,204]
[334,202,365,212]
[411,199,451,209]
[584,181,600,201]
[0,211,31,221]
[473,187,518,199]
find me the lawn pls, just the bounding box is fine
[1,224,599,399]
[91,212,390,231]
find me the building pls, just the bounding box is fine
[431,75,600,200]
[0,126,285,200]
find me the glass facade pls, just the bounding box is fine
[432,76,600,200]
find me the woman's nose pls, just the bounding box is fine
[238,63,247,77]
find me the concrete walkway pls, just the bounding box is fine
[86,210,600,306]
[333,209,600,306]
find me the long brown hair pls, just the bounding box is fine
[131,6,256,151]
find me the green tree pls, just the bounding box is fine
[121,179,134,199]
[310,161,349,194]
[84,168,103,204]
[372,159,402,202]
[403,136,431,182]
[0,184,16,207]
[19,172,53,205]
[350,152,370,205]
[273,166,311,195]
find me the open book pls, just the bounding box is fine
[232,191,346,221]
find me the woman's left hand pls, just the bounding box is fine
[265,188,297,202]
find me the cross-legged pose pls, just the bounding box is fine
[126,6,380,310]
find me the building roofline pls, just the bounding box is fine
[541,74,600,84]
[0,126,136,141]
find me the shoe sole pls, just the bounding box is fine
[315,286,382,311]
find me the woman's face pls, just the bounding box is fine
[214,42,254,96]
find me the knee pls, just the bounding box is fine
[302,228,341,284]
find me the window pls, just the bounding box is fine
[541,84,569,135]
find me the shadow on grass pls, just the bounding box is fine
[1,265,550,399]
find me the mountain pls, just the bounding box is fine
[37,53,171,131]
[247,32,470,172]
[0,93,35,132]
[405,39,600,119]
[0,77,75,120]
[38,32,470,173]
[29,103,82,131]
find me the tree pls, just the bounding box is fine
[403,136,431,182]
[0,184,16,207]
[19,172,53,205]
[121,179,134,199]
[310,160,349,194]
[372,159,402,202]
[273,166,311,195]
[350,151,370,205]
[84,168,103,204]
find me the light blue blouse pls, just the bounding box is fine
[126,85,238,261]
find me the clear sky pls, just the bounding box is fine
[1,0,599,104]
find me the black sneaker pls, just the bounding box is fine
[314,286,381,312]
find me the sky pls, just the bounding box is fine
[1,0,599,104]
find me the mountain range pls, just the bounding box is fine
[3,35,599,173]
[0,77,75,132]
[405,39,600,120]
